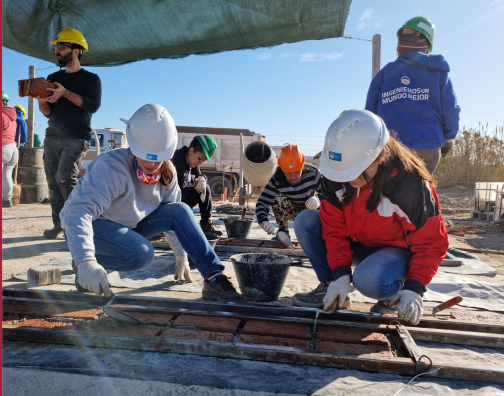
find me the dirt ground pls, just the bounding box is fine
[2,203,504,313]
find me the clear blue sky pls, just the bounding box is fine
[2,0,503,156]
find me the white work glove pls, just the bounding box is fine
[277,231,295,250]
[194,176,207,193]
[174,255,193,282]
[76,260,111,297]
[305,196,320,210]
[391,290,423,325]
[164,231,186,257]
[323,275,351,311]
[261,221,275,235]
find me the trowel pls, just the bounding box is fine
[102,293,147,325]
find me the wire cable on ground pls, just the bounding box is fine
[333,365,445,396]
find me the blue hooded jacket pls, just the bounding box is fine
[365,52,460,150]
[14,107,28,146]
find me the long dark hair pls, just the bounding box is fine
[340,135,434,211]
[160,160,174,187]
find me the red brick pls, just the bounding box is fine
[3,303,45,316]
[216,239,231,245]
[383,313,398,317]
[123,312,174,325]
[238,334,310,349]
[317,326,389,347]
[161,329,233,342]
[242,320,310,340]
[14,319,74,329]
[86,322,161,336]
[450,312,504,324]
[317,341,392,357]
[172,315,241,334]
[2,316,20,325]
[34,306,102,320]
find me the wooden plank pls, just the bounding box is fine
[408,327,504,348]
[4,325,504,385]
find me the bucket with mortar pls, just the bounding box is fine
[223,216,254,239]
[188,234,219,269]
[230,253,294,302]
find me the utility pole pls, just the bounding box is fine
[27,66,36,148]
[372,34,381,79]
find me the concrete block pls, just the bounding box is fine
[161,329,233,342]
[173,315,241,334]
[242,320,311,340]
[238,334,310,349]
[317,341,392,357]
[316,326,389,347]
[27,266,61,286]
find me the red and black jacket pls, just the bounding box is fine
[320,171,448,295]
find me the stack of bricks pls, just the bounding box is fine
[3,303,392,357]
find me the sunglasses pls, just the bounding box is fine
[54,44,75,51]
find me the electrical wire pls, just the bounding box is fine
[341,35,373,42]
[333,365,445,396]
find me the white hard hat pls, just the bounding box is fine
[120,104,178,162]
[319,109,389,182]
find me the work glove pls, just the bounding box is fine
[260,221,275,235]
[305,196,320,210]
[164,231,186,257]
[76,260,111,297]
[441,140,453,158]
[174,255,193,282]
[277,230,295,250]
[194,176,207,193]
[323,275,351,311]
[391,290,423,325]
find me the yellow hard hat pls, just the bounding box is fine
[51,28,88,52]
[14,105,26,120]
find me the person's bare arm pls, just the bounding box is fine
[37,97,52,116]
[46,82,83,107]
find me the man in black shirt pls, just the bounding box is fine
[36,28,101,238]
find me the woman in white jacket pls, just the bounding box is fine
[60,104,244,302]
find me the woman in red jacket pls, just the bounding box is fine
[293,109,448,325]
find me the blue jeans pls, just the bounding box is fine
[294,209,411,301]
[92,202,223,279]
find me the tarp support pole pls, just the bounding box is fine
[27,66,36,148]
[372,34,381,79]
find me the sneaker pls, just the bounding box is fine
[43,223,63,238]
[370,300,398,315]
[71,260,88,293]
[202,275,246,303]
[3,199,13,208]
[293,282,351,309]
[200,220,223,236]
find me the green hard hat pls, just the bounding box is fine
[2,90,9,101]
[195,134,217,161]
[397,16,435,53]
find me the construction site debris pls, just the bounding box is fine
[450,311,504,324]
[446,225,486,236]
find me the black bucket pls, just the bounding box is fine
[223,217,254,239]
[230,253,292,302]
[188,234,219,269]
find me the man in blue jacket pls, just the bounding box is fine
[365,16,460,174]
[14,105,27,146]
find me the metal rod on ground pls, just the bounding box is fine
[27,65,36,148]
[372,34,381,79]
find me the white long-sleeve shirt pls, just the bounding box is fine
[60,148,181,264]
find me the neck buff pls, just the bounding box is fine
[397,40,429,55]
[133,157,161,185]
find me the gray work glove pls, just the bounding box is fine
[305,196,320,210]
[260,221,275,235]
[391,290,423,325]
[76,260,111,297]
[441,140,453,158]
[323,275,351,311]
[174,255,193,282]
[194,176,207,193]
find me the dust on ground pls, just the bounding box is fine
[437,186,475,209]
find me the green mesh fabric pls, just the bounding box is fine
[2,0,351,67]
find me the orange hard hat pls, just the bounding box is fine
[278,144,305,173]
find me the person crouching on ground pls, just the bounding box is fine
[60,103,245,302]
[256,144,322,247]
[171,135,222,236]
[293,110,448,325]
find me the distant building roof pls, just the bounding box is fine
[176,126,257,137]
